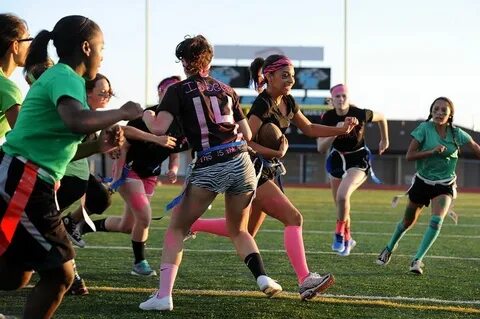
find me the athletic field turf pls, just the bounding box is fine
[1,186,479,318]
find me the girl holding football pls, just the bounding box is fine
[189,54,358,300]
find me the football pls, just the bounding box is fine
[256,122,283,150]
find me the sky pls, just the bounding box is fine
[4,0,480,129]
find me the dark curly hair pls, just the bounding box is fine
[175,35,213,76]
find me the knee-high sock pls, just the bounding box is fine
[284,226,310,284]
[335,220,346,236]
[414,215,443,261]
[386,220,408,252]
[344,223,351,241]
[157,263,179,299]
[191,218,228,237]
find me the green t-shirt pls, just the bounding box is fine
[2,63,88,182]
[64,158,90,180]
[0,69,22,139]
[411,121,471,181]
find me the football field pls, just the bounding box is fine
[1,185,479,318]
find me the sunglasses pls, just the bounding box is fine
[97,92,113,98]
[17,37,34,42]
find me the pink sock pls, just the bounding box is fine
[344,225,351,241]
[335,220,346,236]
[191,218,228,237]
[157,263,179,299]
[284,226,310,284]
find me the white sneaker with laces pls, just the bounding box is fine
[139,293,173,311]
[299,272,335,300]
[256,275,282,298]
[409,259,424,275]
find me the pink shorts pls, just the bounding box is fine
[125,170,157,196]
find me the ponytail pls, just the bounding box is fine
[249,57,265,90]
[24,30,52,74]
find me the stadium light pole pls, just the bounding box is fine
[344,0,348,85]
[145,0,150,107]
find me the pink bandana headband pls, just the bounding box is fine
[262,57,293,75]
[330,84,348,97]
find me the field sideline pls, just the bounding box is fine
[1,185,479,318]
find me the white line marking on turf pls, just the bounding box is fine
[148,226,480,239]
[89,286,480,313]
[82,245,480,261]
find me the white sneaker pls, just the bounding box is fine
[256,275,282,298]
[409,259,424,275]
[338,239,357,257]
[299,272,335,300]
[139,293,173,311]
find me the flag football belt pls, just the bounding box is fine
[415,173,456,186]
[0,154,58,256]
[193,140,247,168]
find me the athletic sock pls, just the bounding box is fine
[414,215,443,261]
[191,218,228,237]
[284,226,310,284]
[386,220,408,251]
[344,223,351,241]
[244,252,267,279]
[83,218,108,234]
[157,263,178,298]
[335,220,346,236]
[132,240,146,264]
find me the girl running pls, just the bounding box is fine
[139,35,282,312]
[317,83,389,256]
[376,97,479,274]
[82,75,183,277]
[0,15,142,318]
[189,55,358,300]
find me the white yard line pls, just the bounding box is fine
[82,245,480,261]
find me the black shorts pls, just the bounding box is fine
[408,175,455,207]
[256,158,286,187]
[0,152,75,271]
[58,174,111,215]
[326,148,370,179]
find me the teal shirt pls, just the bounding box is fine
[0,69,22,139]
[2,63,88,182]
[411,121,471,181]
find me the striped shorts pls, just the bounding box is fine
[189,152,257,194]
[0,151,75,271]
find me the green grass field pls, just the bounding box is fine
[1,186,479,318]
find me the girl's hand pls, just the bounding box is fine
[120,101,143,120]
[379,139,389,155]
[432,144,446,155]
[166,169,177,183]
[153,135,177,149]
[343,117,359,134]
[98,125,124,154]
